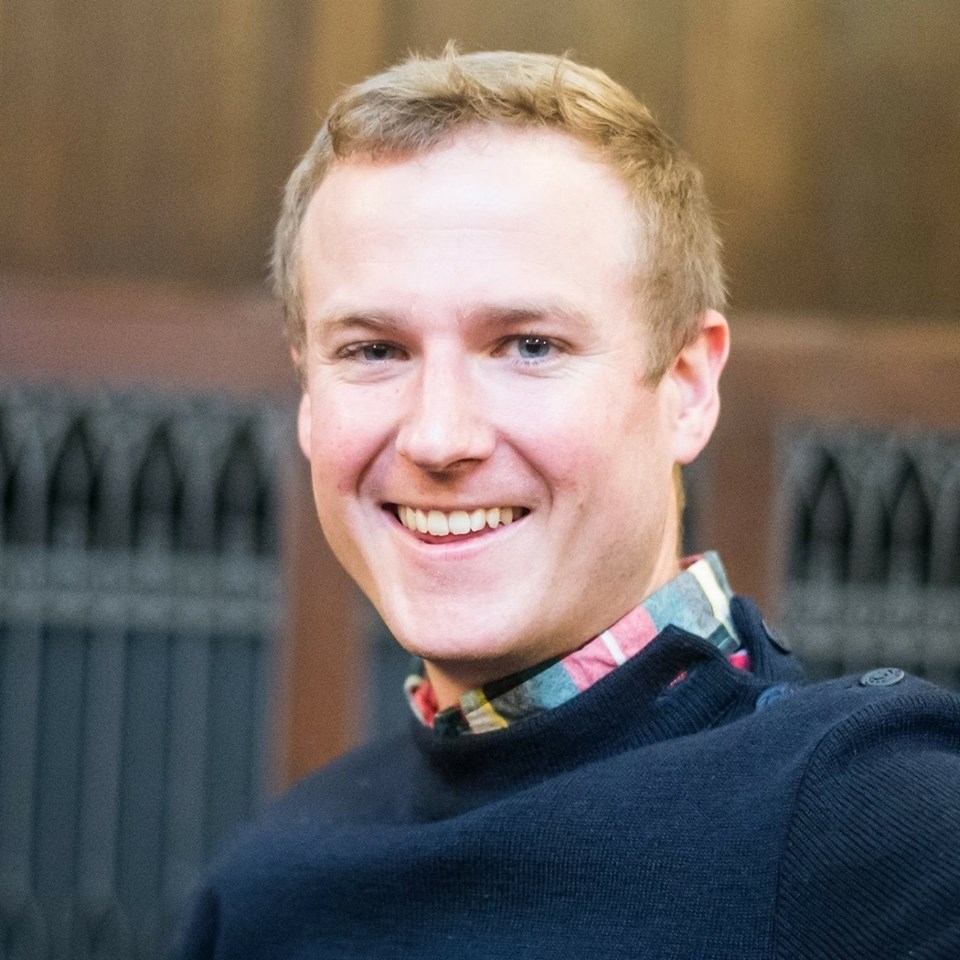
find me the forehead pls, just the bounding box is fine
[306,126,637,249]
[299,126,642,330]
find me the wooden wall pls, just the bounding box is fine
[686,0,960,317]
[3,0,959,319]
[1,0,372,285]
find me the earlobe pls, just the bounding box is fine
[668,309,730,465]
[297,391,313,461]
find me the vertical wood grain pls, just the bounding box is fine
[276,461,366,787]
[2,0,957,318]
[682,0,832,311]
[819,0,960,316]
[0,0,364,284]
[387,0,685,131]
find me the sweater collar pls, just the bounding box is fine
[405,551,742,738]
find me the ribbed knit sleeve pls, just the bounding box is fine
[776,687,960,959]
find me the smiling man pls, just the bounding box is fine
[180,50,960,958]
[293,123,726,709]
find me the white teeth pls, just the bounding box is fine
[427,510,449,536]
[396,504,523,536]
[448,510,471,535]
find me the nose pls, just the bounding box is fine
[395,355,496,473]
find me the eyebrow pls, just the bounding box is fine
[311,300,594,339]
[309,311,400,341]
[464,301,594,332]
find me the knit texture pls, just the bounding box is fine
[178,598,960,959]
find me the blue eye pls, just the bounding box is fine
[339,342,400,362]
[515,336,553,360]
[360,343,396,361]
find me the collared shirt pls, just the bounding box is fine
[405,551,746,738]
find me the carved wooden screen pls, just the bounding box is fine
[0,383,286,959]
[776,424,960,686]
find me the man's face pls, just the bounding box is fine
[296,127,702,697]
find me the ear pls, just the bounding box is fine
[666,309,730,465]
[296,390,312,461]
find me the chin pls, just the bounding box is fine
[387,608,536,671]
[396,627,515,667]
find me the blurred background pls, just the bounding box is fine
[1,1,958,956]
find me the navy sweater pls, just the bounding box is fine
[179,598,960,958]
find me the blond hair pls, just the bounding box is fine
[273,47,725,380]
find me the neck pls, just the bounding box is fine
[420,497,685,712]
[422,664,473,713]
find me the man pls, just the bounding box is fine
[181,49,960,958]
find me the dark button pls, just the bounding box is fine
[756,683,793,711]
[859,667,905,687]
[762,619,791,653]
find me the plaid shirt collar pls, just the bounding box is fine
[405,551,744,738]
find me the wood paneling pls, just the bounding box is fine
[706,315,960,612]
[0,278,290,391]
[0,0,380,285]
[385,0,686,132]
[683,0,960,318]
[2,0,958,318]
[819,1,960,316]
[683,1,831,310]
[280,470,366,786]
[301,0,385,143]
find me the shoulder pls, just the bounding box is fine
[754,665,960,731]
[771,670,960,957]
[775,670,960,828]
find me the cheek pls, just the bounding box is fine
[307,393,388,497]
[519,389,661,470]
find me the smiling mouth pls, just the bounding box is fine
[390,504,528,537]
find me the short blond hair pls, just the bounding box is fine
[273,47,725,381]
